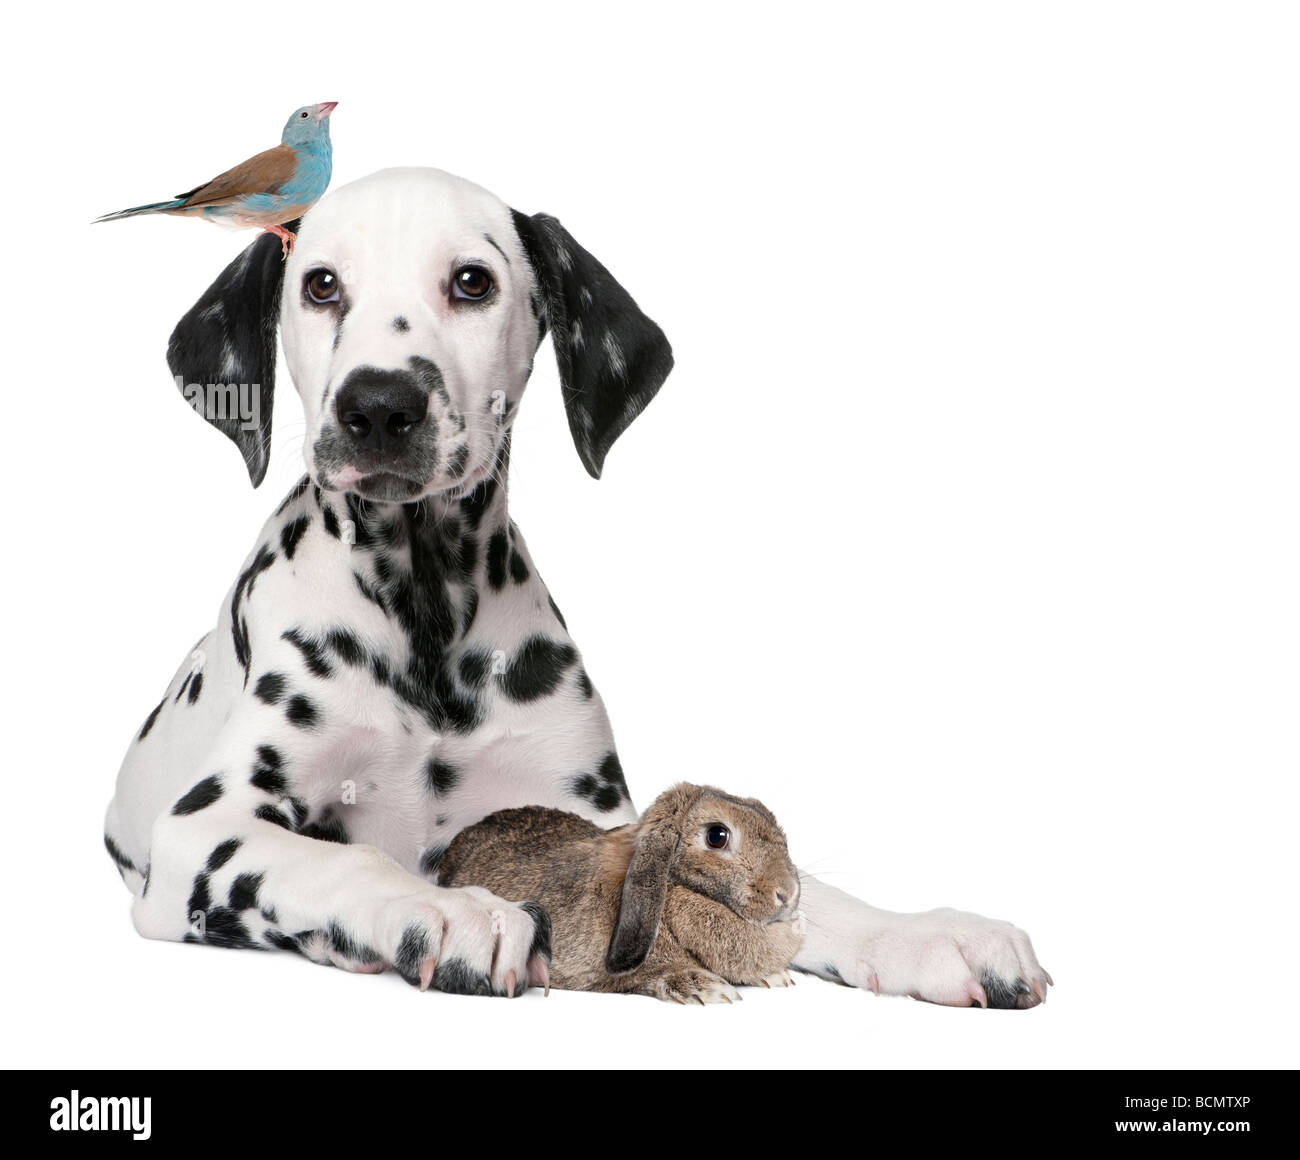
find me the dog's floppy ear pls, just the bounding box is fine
[512,211,673,479]
[606,784,699,974]
[165,224,295,487]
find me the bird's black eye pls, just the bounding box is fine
[452,265,494,301]
[706,824,730,850]
[300,110,309,118]
[305,268,340,304]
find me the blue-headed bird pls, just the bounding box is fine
[95,102,337,256]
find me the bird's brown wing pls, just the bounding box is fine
[175,144,299,207]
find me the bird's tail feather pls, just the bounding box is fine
[93,199,187,223]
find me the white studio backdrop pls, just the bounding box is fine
[1,1,1296,1068]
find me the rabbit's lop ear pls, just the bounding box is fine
[606,784,701,974]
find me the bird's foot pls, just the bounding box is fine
[261,224,296,259]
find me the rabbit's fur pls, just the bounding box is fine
[438,783,805,1003]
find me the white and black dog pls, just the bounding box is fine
[105,167,1050,1007]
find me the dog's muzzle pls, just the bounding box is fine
[335,366,431,455]
[318,361,449,500]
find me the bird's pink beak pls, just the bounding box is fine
[316,102,338,120]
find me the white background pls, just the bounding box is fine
[2,1,1296,1069]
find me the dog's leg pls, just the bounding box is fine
[132,762,551,997]
[793,877,1051,1009]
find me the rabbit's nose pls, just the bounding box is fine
[774,882,801,915]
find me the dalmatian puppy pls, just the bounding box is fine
[104,168,1050,1006]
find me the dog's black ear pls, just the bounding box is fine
[511,211,673,479]
[166,224,295,487]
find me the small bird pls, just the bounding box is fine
[95,102,337,256]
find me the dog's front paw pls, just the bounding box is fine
[863,908,1051,1009]
[372,885,551,997]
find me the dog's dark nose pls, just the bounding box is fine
[334,367,428,451]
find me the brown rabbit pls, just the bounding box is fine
[438,783,804,1003]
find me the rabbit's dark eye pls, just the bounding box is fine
[706,824,730,850]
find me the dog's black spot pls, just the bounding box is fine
[376,514,409,550]
[461,588,480,635]
[254,803,293,831]
[509,548,530,583]
[192,871,255,948]
[452,531,475,575]
[519,901,553,964]
[576,668,593,698]
[285,694,320,729]
[104,834,138,876]
[571,752,629,812]
[392,315,410,333]
[275,475,312,516]
[227,872,263,911]
[394,924,429,985]
[499,635,577,702]
[425,757,461,796]
[286,796,309,828]
[354,571,388,613]
[280,515,311,560]
[571,773,624,812]
[597,752,627,793]
[187,872,211,916]
[433,958,492,996]
[230,544,276,683]
[459,476,498,530]
[250,745,286,794]
[201,907,258,949]
[266,930,305,955]
[486,529,509,589]
[301,808,350,844]
[447,444,470,480]
[206,838,243,873]
[186,671,204,704]
[980,971,1032,1010]
[420,844,448,879]
[326,627,366,667]
[822,963,848,986]
[254,672,287,705]
[137,698,165,741]
[282,628,333,678]
[175,672,192,703]
[458,647,492,689]
[343,496,378,548]
[323,504,341,538]
[328,921,381,965]
[173,775,223,815]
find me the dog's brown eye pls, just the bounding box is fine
[305,268,340,304]
[452,265,493,301]
[706,824,730,850]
